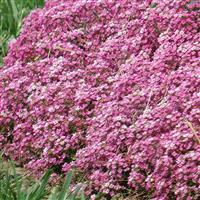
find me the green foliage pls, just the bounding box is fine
[0,156,85,200]
[0,0,45,64]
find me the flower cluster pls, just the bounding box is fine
[0,0,199,199]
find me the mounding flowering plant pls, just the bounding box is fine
[0,0,200,199]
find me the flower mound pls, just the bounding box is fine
[0,0,200,199]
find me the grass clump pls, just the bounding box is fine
[0,155,85,200]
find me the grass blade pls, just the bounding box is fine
[26,169,52,200]
[68,185,81,200]
[80,190,85,200]
[10,0,19,22]
[58,170,73,200]
[48,187,58,200]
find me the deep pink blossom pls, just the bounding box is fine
[0,0,199,199]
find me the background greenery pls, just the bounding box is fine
[0,154,85,200]
[0,0,44,65]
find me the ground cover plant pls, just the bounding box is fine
[0,0,200,199]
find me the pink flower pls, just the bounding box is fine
[0,0,199,199]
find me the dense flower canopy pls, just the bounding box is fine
[0,0,200,199]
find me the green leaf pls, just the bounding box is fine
[80,190,85,200]
[150,3,158,8]
[9,160,24,200]
[10,0,19,22]
[58,170,73,200]
[18,191,26,200]
[68,185,81,200]
[26,169,52,200]
[48,187,58,200]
